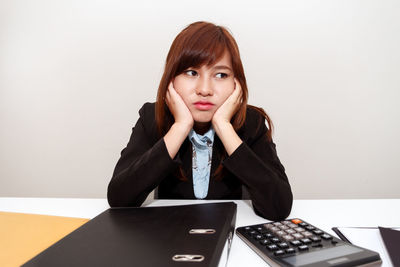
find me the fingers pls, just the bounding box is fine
[168,80,175,92]
[233,78,243,103]
[166,81,178,107]
[165,81,194,127]
[164,82,170,106]
[166,80,185,110]
[167,82,178,104]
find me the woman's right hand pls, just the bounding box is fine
[163,81,193,159]
[165,81,194,130]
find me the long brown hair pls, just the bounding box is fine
[155,21,273,180]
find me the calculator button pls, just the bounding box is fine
[303,231,313,237]
[286,248,296,254]
[282,221,291,225]
[244,226,252,232]
[256,226,268,233]
[311,236,321,242]
[306,225,315,231]
[294,227,305,232]
[264,223,274,229]
[288,223,298,228]
[276,231,286,236]
[291,219,302,224]
[285,229,296,234]
[274,250,285,256]
[282,235,295,241]
[278,225,289,230]
[264,233,274,238]
[278,242,289,249]
[313,230,324,235]
[299,222,308,227]
[290,240,302,246]
[249,230,258,236]
[300,238,312,244]
[254,234,264,240]
[292,233,304,239]
[267,244,279,251]
[321,234,332,240]
[260,239,271,245]
[271,237,280,243]
[298,245,309,251]
[273,222,283,226]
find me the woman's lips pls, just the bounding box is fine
[194,101,214,111]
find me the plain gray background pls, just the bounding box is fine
[1,0,399,199]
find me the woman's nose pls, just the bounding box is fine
[196,77,213,96]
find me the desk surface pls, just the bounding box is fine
[1,198,399,267]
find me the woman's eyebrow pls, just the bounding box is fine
[212,65,232,71]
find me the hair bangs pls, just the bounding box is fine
[174,29,228,75]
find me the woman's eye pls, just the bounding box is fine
[216,73,228,79]
[185,70,198,76]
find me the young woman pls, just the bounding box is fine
[107,21,292,220]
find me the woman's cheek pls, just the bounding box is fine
[223,86,235,101]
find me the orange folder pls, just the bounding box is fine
[0,211,89,267]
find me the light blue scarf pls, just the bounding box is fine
[188,127,215,199]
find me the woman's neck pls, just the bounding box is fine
[193,121,211,135]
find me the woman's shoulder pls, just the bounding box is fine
[136,102,158,138]
[245,104,268,127]
[240,104,271,141]
[138,102,156,118]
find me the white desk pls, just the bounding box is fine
[1,198,399,267]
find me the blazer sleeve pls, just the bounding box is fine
[107,103,179,207]
[222,110,293,221]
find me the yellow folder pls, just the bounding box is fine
[0,211,89,267]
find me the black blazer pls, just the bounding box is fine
[107,102,293,220]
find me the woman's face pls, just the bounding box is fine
[172,51,235,123]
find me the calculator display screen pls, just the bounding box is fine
[281,245,362,266]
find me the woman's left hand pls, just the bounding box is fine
[211,78,243,155]
[212,78,243,127]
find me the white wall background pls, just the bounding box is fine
[1,0,399,199]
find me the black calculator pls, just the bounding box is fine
[236,218,381,267]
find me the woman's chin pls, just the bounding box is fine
[193,115,213,124]
[190,110,214,122]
